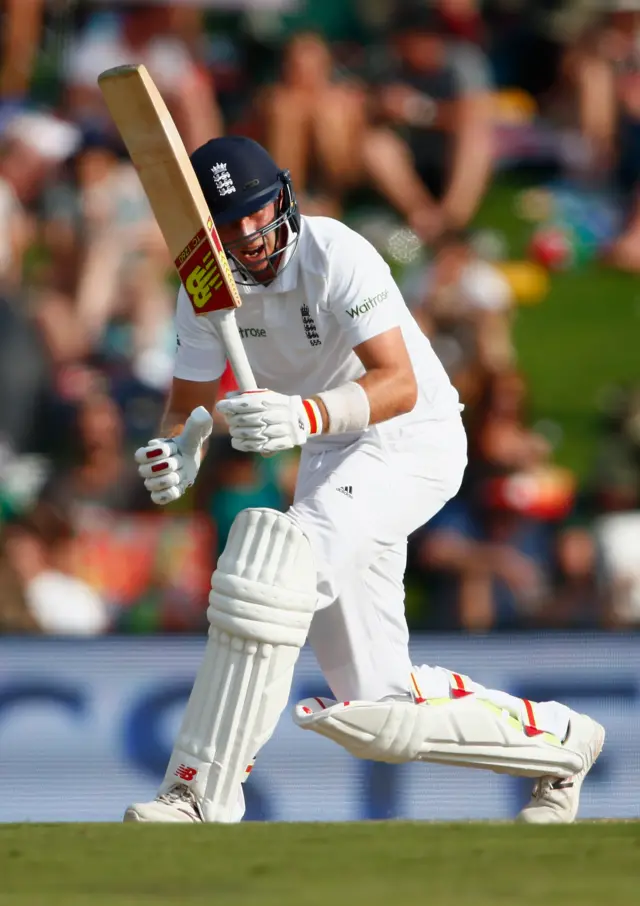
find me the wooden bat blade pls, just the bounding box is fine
[98,63,240,315]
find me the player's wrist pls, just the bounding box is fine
[316,382,370,435]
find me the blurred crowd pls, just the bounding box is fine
[1,0,640,636]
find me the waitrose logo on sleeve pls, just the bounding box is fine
[345,289,389,319]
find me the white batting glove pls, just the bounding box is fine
[216,390,321,455]
[135,406,213,505]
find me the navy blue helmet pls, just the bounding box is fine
[190,136,299,283]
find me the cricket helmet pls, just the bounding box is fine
[190,136,299,284]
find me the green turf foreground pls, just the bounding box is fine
[0,823,638,906]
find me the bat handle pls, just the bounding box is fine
[214,309,258,392]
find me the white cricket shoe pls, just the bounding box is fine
[123,784,204,823]
[517,713,605,824]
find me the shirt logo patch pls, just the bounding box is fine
[239,327,267,338]
[345,289,389,319]
[301,304,321,347]
[211,162,236,196]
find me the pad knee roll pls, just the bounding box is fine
[208,507,318,646]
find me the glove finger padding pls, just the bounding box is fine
[138,455,182,480]
[151,485,184,506]
[229,426,268,441]
[217,393,270,418]
[144,471,183,492]
[255,422,291,439]
[225,412,268,429]
[135,439,178,465]
[260,439,289,454]
[231,436,266,453]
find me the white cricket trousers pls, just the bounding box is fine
[289,413,466,701]
[288,412,572,741]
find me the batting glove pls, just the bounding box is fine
[135,406,213,505]
[216,390,322,454]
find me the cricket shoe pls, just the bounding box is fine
[123,783,204,823]
[517,713,605,824]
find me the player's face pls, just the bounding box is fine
[218,202,279,278]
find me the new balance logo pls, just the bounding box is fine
[175,764,197,782]
[336,485,353,498]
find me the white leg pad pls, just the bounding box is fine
[162,508,317,822]
[293,695,584,778]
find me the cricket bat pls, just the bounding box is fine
[97,63,257,391]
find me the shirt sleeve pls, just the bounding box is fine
[325,228,407,346]
[173,286,227,382]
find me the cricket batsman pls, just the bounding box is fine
[125,137,604,824]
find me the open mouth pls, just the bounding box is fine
[242,247,264,259]
[239,245,269,268]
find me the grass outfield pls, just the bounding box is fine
[0,823,638,906]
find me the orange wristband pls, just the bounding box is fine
[302,398,323,435]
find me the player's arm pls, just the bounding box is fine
[160,376,220,438]
[216,230,421,452]
[309,230,420,432]
[161,286,227,437]
[313,327,417,429]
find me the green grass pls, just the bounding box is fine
[472,179,640,479]
[0,822,639,906]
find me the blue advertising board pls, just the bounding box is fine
[0,634,638,822]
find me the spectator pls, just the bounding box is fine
[0,532,39,633]
[594,508,640,626]
[62,2,223,154]
[535,525,619,628]
[0,114,79,460]
[363,1,494,242]
[438,0,486,46]
[256,31,367,217]
[2,501,109,635]
[467,369,551,475]
[33,134,175,386]
[411,474,553,631]
[402,229,515,394]
[0,293,52,460]
[590,382,640,513]
[39,390,152,521]
[74,136,174,381]
[563,5,640,269]
[0,111,80,289]
[410,368,577,630]
[586,382,640,626]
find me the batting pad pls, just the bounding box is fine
[294,696,584,778]
[162,508,317,822]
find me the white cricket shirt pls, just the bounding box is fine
[174,216,460,447]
